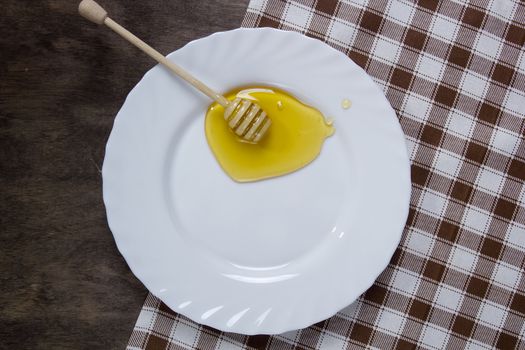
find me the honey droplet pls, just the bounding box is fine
[205,87,335,182]
[341,98,352,109]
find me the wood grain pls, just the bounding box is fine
[0,0,249,348]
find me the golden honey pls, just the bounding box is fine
[205,87,334,182]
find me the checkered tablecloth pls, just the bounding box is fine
[128,1,524,349]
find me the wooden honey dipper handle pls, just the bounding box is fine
[79,0,230,107]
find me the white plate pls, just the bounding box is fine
[103,28,411,335]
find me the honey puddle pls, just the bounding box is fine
[205,87,334,182]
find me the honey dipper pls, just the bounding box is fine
[78,0,271,142]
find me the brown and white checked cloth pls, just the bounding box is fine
[128,1,525,349]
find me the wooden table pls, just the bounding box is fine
[0,1,248,348]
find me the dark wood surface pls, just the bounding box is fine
[0,1,249,348]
